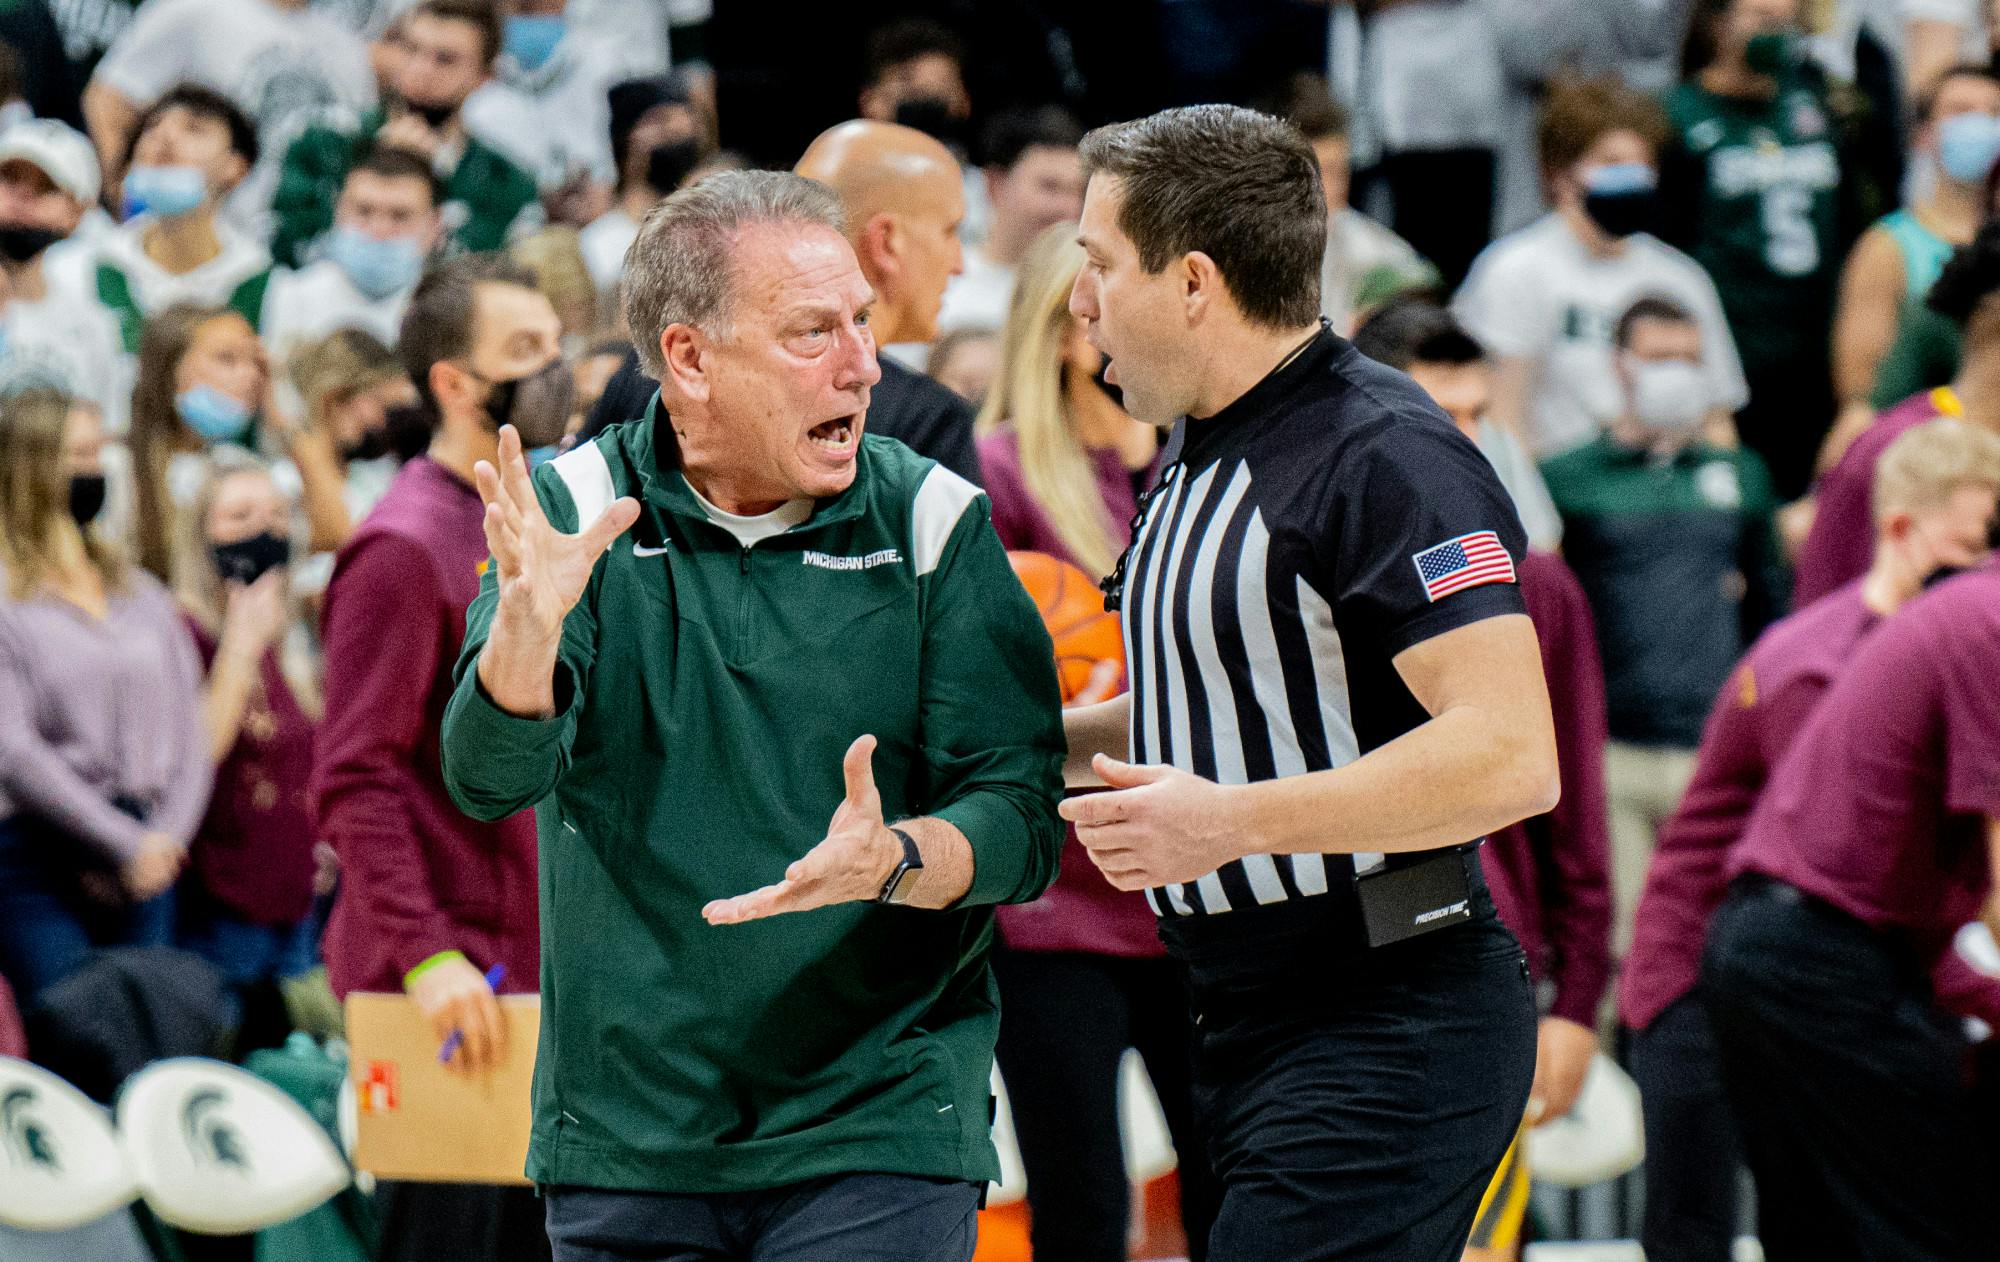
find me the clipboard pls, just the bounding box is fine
[343,991,540,1185]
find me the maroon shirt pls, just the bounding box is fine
[1621,582,1878,1031]
[1480,550,1613,1027]
[186,617,318,926]
[1794,388,1950,607]
[314,456,539,997]
[980,428,1161,957]
[1732,569,2000,1020]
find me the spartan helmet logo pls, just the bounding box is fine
[181,1089,250,1172]
[1,1086,59,1171]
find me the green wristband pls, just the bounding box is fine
[403,949,469,990]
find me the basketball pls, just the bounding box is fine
[1007,551,1125,702]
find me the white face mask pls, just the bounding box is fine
[1625,355,1709,432]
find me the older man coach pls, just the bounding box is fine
[437,170,1065,1260]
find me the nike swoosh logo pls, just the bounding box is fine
[632,544,670,557]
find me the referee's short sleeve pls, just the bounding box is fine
[1328,416,1529,657]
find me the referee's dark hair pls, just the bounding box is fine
[399,252,539,417]
[1078,105,1327,329]
[1351,298,1484,371]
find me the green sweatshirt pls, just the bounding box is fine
[439,403,1066,1193]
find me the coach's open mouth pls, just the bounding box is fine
[807,415,860,456]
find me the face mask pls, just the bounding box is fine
[0,223,62,263]
[325,226,424,299]
[1938,111,2000,185]
[1580,162,1659,239]
[1625,356,1709,432]
[382,400,436,460]
[399,94,458,129]
[122,165,207,220]
[892,95,961,146]
[644,138,703,195]
[68,473,106,525]
[503,14,566,72]
[340,424,391,462]
[210,531,289,586]
[176,383,255,444]
[1743,31,1800,77]
[478,355,574,449]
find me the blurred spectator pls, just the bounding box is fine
[0,387,209,1007]
[1351,298,1562,550]
[1540,295,1787,954]
[935,106,1083,336]
[128,302,270,582]
[0,0,83,127]
[1456,76,1747,459]
[173,449,322,992]
[508,224,597,341]
[1798,217,2000,602]
[578,74,710,304]
[461,0,667,217]
[1624,415,2000,1262]
[314,254,547,1260]
[854,17,985,243]
[1661,0,1861,499]
[1830,65,2000,455]
[273,0,539,268]
[80,0,375,191]
[970,222,1211,1262]
[286,326,412,557]
[263,145,441,365]
[1267,74,1438,335]
[794,119,982,485]
[0,119,128,428]
[566,333,625,440]
[927,326,999,406]
[85,85,272,354]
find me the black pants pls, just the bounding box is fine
[1628,993,1743,1262]
[1702,879,1992,1262]
[377,1181,552,1262]
[991,946,1218,1262]
[1162,887,1536,1262]
[542,1173,979,1262]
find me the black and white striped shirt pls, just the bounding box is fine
[1114,330,1527,919]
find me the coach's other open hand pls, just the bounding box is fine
[1060,753,1236,890]
[703,735,902,925]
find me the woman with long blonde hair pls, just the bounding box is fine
[0,388,209,1005]
[975,222,1158,581]
[975,223,1217,1262]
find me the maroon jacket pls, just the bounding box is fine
[185,617,318,927]
[314,456,538,997]
[1480,550,1613,1028]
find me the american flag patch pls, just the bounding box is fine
[1412,531,1516,602]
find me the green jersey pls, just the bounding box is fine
[1664,75,1844,368]
[439,404,1066,1194]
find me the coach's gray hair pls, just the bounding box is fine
[621,169,847,376]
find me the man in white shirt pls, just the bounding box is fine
[80,0,375,192]
[263,145,440,366]
[1454,76,1747,458]
[0,118,129,429]
[577,74,708,306]
[461,0,665,215]
[934,106,1084,336]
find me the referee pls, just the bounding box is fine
[1060,106,1559,1261]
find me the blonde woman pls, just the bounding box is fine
[286,327,416,555]
[0,388,208,1005]
[973,222,1216,1262]
[976,222,1158,582]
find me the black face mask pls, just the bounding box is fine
[382,401,436,461]
[0,224,62,264]
[211,531,289,585]
[340,425,392,463]
[1581,188,1657,240]
[644,138,704,195]
[892,95,962,146]
[399,95,458,130]
[480,355,575,449]
[69,474,106,525]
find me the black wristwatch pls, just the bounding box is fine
[877,826,924,905]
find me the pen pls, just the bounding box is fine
[437,962,508,1064]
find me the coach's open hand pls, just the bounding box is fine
[1061,753,1236,890]
[703,735,903,925]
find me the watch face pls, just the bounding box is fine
[884,864,919,905]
